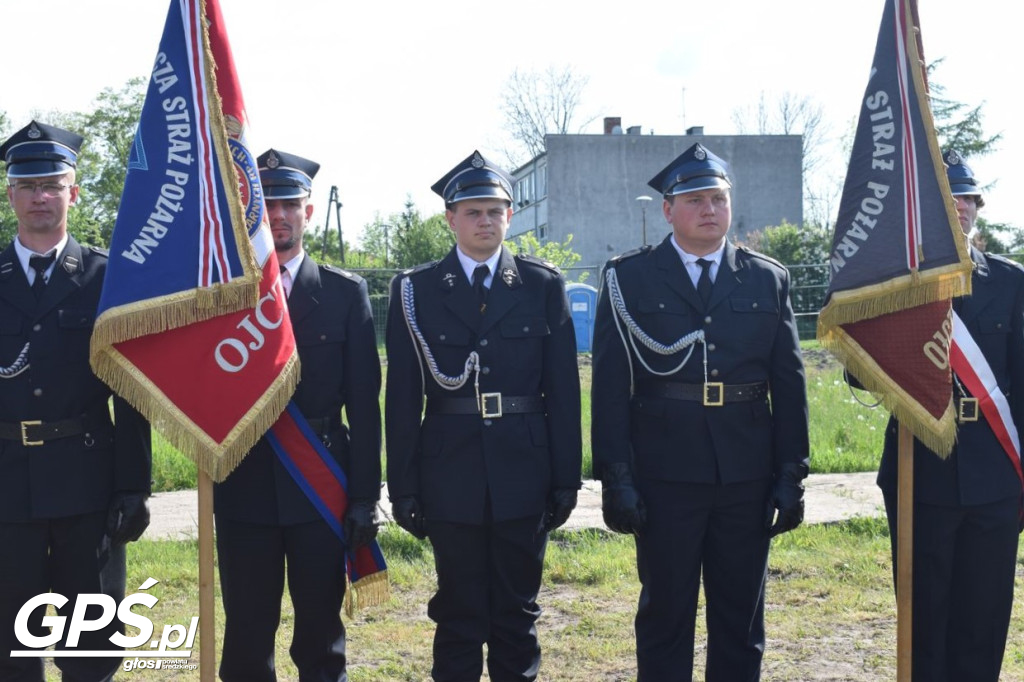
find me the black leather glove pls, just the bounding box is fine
[106,492,150,546]
[765,463,806,538]
[391,495,427,539]
[601,462,646,535]
[343,499,380,549]
[543,488,578,532]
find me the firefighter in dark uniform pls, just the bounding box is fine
[385,150,582,682]
[875,151,1024,681]
[213,149,382,682]
[0,121,152,681]
[592,143,809,681]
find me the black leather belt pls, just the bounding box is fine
[305,415,342,434]
[426,394,545,418]
[637,380,768,407]
[0,415,98,446]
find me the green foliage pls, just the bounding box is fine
[69,78,146,246]
[929,60,1002,159]
[506,231,588,282]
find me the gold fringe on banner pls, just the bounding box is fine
[344,569,391,619]
[817,262,971,331]
[90,345,300,482]
[819,323,957,458]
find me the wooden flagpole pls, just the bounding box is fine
[198,471,216,682]
[896,422,914,681]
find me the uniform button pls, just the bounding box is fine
[33,388,43,397]
[523,326,530,332]
[752,302,759,309]
[32,324,42,332]
[483,419,493,427]
[480,339,488,347]
[708,343,716,352]
[997,323,1003,329]
[704,316,712,324]
[482,367,491,375]
[659,303,665,309]
[439,334,447,341]
[710,369,719,377]
[320,334,327,341]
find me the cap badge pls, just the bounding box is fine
[471,152,485,169]
[266,151,280,169]
[694,145,707,161]
[946,149,962,165]
[27,124,41,140]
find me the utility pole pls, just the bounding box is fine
[320,185,344,263]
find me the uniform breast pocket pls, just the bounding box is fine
[499,316,550,340]
[294,325,347,348]
[636,297,694,339]
[730,298,780,346]
[53,308,95,362]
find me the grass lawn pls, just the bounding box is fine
[40,518,1024,681]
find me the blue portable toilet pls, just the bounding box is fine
[565,283,598,353]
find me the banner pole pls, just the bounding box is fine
[896,422,913,681]
[198,471,216,682]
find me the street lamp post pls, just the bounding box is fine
[635,195,653,246]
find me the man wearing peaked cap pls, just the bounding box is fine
[386,150,582,681]
[0,120,152,681]
[214,148,381,682]
[592,141,808,680]
[872,150,1024,681]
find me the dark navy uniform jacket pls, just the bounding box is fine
[215,255,382,524]
[592,236,809,483]
[385,246,582,525]
[0,237,151,521]
[878,248,1024,506]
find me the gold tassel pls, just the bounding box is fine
[344,570,391,618]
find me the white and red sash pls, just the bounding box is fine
[949,310,1023,488]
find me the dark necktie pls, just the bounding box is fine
[696,258,713,307]
[29,253,56,298]
[473,264,489,313]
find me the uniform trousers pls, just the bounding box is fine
[215,517,348,682]
[634,477,771,682]
[426,513,547,682]
[0,511,124,682]
[882,492,1019,682]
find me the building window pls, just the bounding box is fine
[536,165,547,199]
[537,223,548,240]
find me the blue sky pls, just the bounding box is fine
[4,0,1019,251]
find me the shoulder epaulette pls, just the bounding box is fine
[400,260,440,278]
[88,246,110,257]
[738,245,786,270]
[515,252,561,274]
[320,262,362,282]
[984,252,1024,272]
[607,244,651,266]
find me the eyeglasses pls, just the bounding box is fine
[10,181,72,197]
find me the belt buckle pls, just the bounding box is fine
[958,397,979,422]
[21,420,43,446]
[703,383,724,407]
[480,392,503,418]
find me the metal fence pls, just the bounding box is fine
[351,253,1024,345]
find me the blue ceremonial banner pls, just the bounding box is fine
[90,0,298,481]
[94,0,261,334]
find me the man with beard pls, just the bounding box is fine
[213,149,382,681]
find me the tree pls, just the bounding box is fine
[0,111,16,247]
[732,91,837,229]
[505,232,588,282]
[500,65,597,167]
[69,78,147,246]
[390,197,454,268]
[928,60,1001,160]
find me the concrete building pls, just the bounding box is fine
[509,118,803,271]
